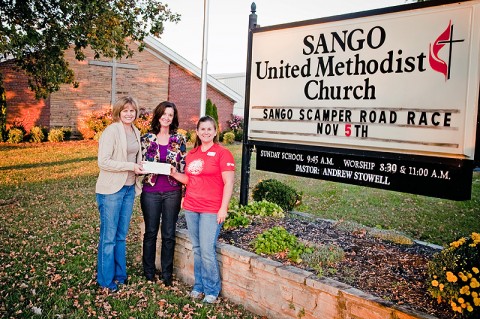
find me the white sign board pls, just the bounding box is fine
[248,0,480,159]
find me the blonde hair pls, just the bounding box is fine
[111,96,139,122]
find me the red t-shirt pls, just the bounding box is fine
[183,143,235,213]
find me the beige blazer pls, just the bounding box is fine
[95,121,142,195]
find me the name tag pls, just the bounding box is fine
[207,152,216,156]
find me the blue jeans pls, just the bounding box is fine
[96,185,135,290]
[140,189,182,280]
[184,210,222,297]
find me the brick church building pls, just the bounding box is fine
[0,36,242,135]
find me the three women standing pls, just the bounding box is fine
[171,115,235,303]
[95,96,144,291]
[140,101,186,286]
[95,99,234,301]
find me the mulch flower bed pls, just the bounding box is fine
[178,213,453,319]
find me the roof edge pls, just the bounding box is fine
[143,36,242,103]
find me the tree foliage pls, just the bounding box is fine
[205,98,219,128]
[0,0,180,99]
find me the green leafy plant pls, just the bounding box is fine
[427,232,480,318]
[223,210,250,230]
[48,128,65,142]
[302,244,345,277]
[234,128,243,142]
[224,200,284,230]
[252,179,301,212]
[7,127,24,143]
[242,200,285,218]
[29,126,47,143]
[222,131,235,144]
[252,226,313,263]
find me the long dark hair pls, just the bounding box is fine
[193,115,218,148]
[150,101,179,135]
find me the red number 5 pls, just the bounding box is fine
[345,124,351,137]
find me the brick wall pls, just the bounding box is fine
[51,43,170,133]
[151,228,438,319]
[168,64,234,131]
[0,60,50,132]
[2,42,235,136]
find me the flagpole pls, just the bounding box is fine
[199,0,210,117]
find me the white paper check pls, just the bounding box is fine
[142,162,171,175]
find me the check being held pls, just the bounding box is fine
[142,161,171,175]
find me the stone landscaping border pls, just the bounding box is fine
[165,228,439,319]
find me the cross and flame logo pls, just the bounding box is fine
[429,20,465,80]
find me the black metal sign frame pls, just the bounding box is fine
[240,0,479,204]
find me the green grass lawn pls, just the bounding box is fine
[1,140,478,318]
[0,141,258,319]
[228,143,479,246]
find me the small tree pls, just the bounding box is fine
[205,99,219,129]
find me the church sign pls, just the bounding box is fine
[246,0,480,200]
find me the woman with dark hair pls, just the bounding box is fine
[95,96,144,291]
[170,115,235,303]
[140,101,186,286]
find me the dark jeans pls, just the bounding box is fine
[140,189,182,280]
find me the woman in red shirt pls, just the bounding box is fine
[171,115,235,303]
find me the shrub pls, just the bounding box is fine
[78,125,95,140]
[134,110,152,135]
[252,179,301,212]
[186,130,196,144]
[227,114,243,131]
[234,128,243,142]
[48,128,65,142]
[242,200,285,218]
[302,244,345,277]
[29,126,47,143]
[227,114,244,141]
[61,127,72,140]
[252,226,313,263]
[81,110,112,140]
[7,128,24,143]
[427,232,480,318]
[223,131,235,144]
[177,128,187,138]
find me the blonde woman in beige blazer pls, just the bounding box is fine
[95,96,144,291]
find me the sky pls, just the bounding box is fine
[159,0,408,75]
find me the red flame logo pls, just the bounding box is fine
[429,21,451,80]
